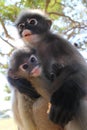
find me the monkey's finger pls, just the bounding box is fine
[49,105,73,127]
[47,103,51,114]
[56,109,73,126]
[49,105,62,123]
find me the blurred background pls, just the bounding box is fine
[0,0,87,129]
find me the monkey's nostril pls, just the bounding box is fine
[50,73,56,81]
[22,64,28,70]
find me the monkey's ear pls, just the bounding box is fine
[8,69,19,79]
[47,20,52,29]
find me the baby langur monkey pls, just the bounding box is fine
[15,8,87,129]
[7,47,63,130]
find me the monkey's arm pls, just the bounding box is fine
[49,78,85,127]
[7,76,40,99]
[46,63,86,126]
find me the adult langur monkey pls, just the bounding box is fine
[8,9,64,130]
[8,47,87,130]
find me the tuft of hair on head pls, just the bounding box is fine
[15,8,51,25]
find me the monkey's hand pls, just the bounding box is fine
[49,79,84,127]
[7,76,40,99]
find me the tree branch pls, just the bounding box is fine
[63,24,87,34]
[0,36,16,49]
[0,17,14,40]
[50,0,65,8]
[45,0,51,12]
[48,11,80,24]
[0,62,8,69]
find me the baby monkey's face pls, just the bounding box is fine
[8,48,42,81]
[17,54,42,78]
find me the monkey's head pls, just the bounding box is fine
[15,9,52,45]
[8,47,42,80]
[8,47,57,85]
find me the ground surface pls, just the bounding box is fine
[0,118,17,130]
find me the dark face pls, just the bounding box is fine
[15,10,52,43]
[8,48,42,80]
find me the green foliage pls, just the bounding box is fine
[4,85,11,101]
[47,0,62,19]
[4,96,11,101]
[21,0,62,19]
[4,85,11,93]
[0,0,62,22]
[0,1,20,21]
[21,0,45,9]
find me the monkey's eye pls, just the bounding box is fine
[22,64,29,70]
[29,55,37,63]
[50,72,56,81]
[18,23,25,31]
[27,18,38,25]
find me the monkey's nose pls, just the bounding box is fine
[22,63,29,70]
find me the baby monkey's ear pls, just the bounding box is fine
[8,69,19,79]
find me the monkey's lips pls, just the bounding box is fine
[23,33,36,43]
[24,34,31,37]
[22,29,33,41]
[31,66,42,77]
[23,31,32,37]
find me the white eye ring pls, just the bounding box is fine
[29,55,37,63]
[27,18,38,25]
[18,23,25,31]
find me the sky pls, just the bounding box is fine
[0,73,11,110]
[0,25,24,110]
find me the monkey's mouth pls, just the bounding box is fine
[24,33,32,37]
[22,29,32,38]
[31,65,42,77]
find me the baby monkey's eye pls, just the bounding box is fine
[29,55,37,63]
[27,18,38,25]
[18,23,25,31]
